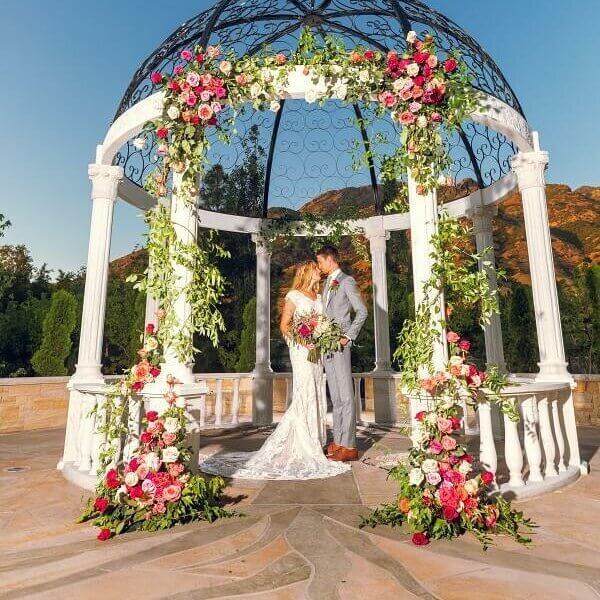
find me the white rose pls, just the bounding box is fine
[449,355,463,367]
[219,60,232,75]
[426,412,437,425]
[421,459,439,474]
[464,478,479,495]
[250,83,262,99]
[359,69,370,83]
[133,137,146,150]
[162,446,180,463]
[124,471,139,487]
[144,452,160,470]
[269,100,281,112]
[458,461,472,475]
[417,115,428,128]
[116,485,128,504]
[406,30,417,44]
[144,337,158,352]
[141,479,156,494]
[175,396,186,409]
[409,468,424,486]
[164,417,179,434]
[262,70,274,83]
[167,105,180,120]
[406,63,420,77]
[304,89,318,104]
[334,83,348,100]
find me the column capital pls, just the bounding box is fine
[466,204,498,235]
[367,229,390,251]
[88,164,123,200]
[251,232,271,255]
[511,151,549,192]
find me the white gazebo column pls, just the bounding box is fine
[511,148,569,380]
[467,202,507,372]
[407,174,448,368]
[367,225,396,424]
[406,173,448,429]
[160,171,197,384]
[251,233,273,426]
[60,163,123,467]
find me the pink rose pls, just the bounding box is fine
[426,471,441,486]
[415,410,427,422]
[458,339,471,351]
[436,417,453,434]
[235,73,248,86]
[399,111,416,125]
[431,112,442,123]
[136,464,150,480]
[142,479,156,495]
[181,49,193,61]
[447,331,460,343]
[215,87,227,99]
[207,45,221,58]
[200,90,212,102]
[275,53,287,65]
[162,484,181,502]
[168,463,185,477]
[162,432,176,445]
[378,91,397,108]
[444,58,458,73]
[153,502,166,514]
[441,435,457,451]
[150,71,162,84]
[429,440,443,454]
[198,104,214,121]
[186,72,200,87]
[400,88,413,101]
[174,65,184,76]
[409,101,422,113]
[186,92,197,107]
[298,323,312,338]
[439,486,459,509]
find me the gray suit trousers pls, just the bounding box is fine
[323,345,356,448]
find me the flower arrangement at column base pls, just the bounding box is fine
[360,333,535,550]
[78,321,231,540]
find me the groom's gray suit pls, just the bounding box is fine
[322,270,368,448]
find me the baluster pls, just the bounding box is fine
[354,377,362,423]
[478,400,497,477]
[90,393,107,475]
[108,394,123,468]
[551,391,567,472]
[205,383,214,421]
[503,403,525,487]
[77,393,96,473]
[123,395,141,463]
[538,393,558,477]
[521,394,543,483]
[199,390,207,428]
[231,378,241,425]
[286,376,293,409]
[215,379,224,427]
[561,389,582,468]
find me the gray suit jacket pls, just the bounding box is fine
[323,271,368,342]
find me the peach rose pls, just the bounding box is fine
[441,435,457,451]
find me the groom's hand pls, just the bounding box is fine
[339,336,350,347]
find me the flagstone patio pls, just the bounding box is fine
[1,425,600,600]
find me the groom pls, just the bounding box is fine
[316,245,368,462]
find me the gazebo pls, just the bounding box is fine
[59,0,585,496]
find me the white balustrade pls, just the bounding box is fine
[353,376,363,423]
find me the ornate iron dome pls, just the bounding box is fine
[113,0,522,216]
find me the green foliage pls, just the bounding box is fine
[236,296,256,372]
[503,284,538,373]
[31,289,78,376]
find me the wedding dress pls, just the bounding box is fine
[198,290,351,480]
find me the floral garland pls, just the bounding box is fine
[361,214,535,547]
[360,336,534,548]
[79,320,229,540]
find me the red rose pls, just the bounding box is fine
[150,71,163,84]
[444,58,458,73]
[140,431,152,444]
[364,50,375,61]
[145,323,155,334]
[146,410,158,422]
[128,457,141,471]
[195,53,205,63]
[413,75,425,87]
[458,339,471,351]
[150,367,161,378]
[411,532,430,546]
[131,381,144,393]
[481,471,495,486]
[413,52,429,65]
[167,80,180,92]
[450,416,462,431]
[467,364,478,377]
[156,127,169,139]
[128,485,143,499]
[415,410,427,422]
[97,528,112,541]
[462,453,473,463]
[105,469,120,489]
[94,497,109,513]
[190,115,200,125]
[207,116,217,126]
[442,505,459,521]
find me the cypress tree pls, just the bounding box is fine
[31,289,78,376]
[236,297,256,372]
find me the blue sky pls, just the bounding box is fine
[0,1,599,272]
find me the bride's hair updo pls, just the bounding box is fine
[292,261,319,294]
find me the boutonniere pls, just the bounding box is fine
[330,279,340,295]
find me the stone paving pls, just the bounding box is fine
[1,425,600,599]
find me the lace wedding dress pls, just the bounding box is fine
[198,290,351,480]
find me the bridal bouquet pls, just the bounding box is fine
[290,310,344,363]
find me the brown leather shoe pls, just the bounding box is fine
[329,447,359,462]
[327,442,342,457]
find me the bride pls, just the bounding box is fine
[198,261,350,480]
